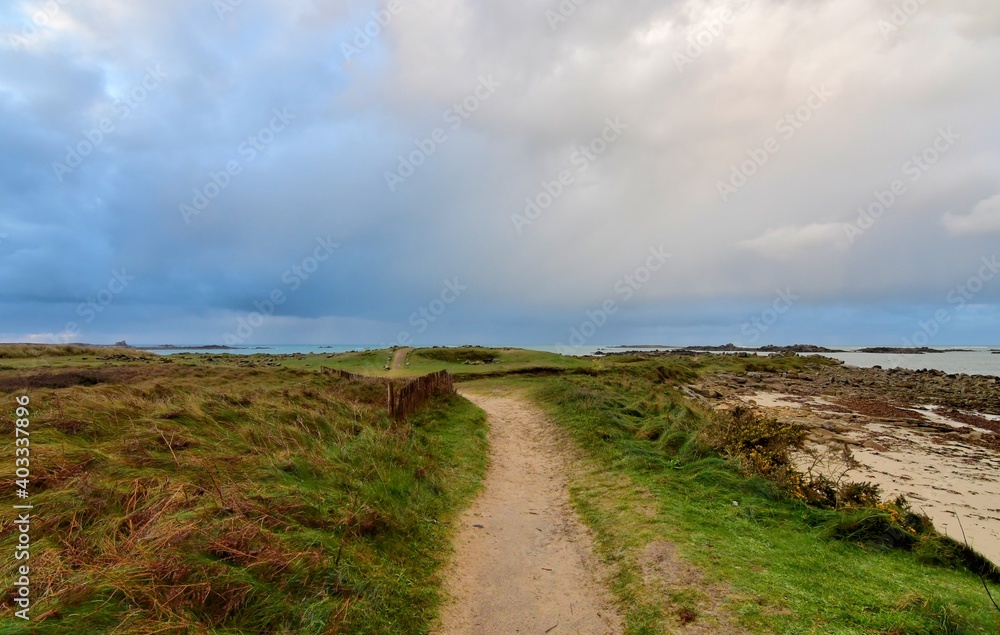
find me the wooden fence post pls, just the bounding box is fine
[324,366,457,422]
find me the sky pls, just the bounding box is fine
[1,0,999,348]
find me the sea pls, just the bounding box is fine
[140,345,1000,378]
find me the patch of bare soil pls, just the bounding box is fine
[640,541,752,633]
[437,390,622,634]
[390,347,412,371]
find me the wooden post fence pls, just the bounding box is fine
[324,368,456,421]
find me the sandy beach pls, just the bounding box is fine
[689,363,1000,564]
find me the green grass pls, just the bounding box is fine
[513,369,1000,634]
[0,354,488,634]
[4,345,997,633]
[0,344,152,360]
[405,347,590,377]
[0,345,157,372]
[203,346,593,379]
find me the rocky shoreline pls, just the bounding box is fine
[693,363,1000,425]
[686,362,1000,564]
[606,344,979,355]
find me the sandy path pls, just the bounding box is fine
[437,390,622,635]
[391,347,412,370]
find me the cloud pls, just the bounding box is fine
[0,0,999,345]
[942,193,1000,234]
[740,223,851,261]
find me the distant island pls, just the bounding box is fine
[136,344,240,351]
[610,344,844,353]
[854,347,973,354]
[609,344,977,355]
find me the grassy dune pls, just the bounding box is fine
[0,344,148,359]
[305,346,589,378]
[2,346,998,633]
[0,350,486,634]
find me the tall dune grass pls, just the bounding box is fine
[0,344,154,359]
[0,360,486,633]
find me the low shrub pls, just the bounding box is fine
[417,347,501,364]
[701,405,807,486]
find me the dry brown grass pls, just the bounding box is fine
[0,356,488,634]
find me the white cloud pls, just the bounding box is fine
[942,194,1000,234]
[3,0,1000,342]
[740,223,851,261]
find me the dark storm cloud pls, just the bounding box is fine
[1,0,999,345]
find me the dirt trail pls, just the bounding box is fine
[390,347,412,370]
[437,390,622,635]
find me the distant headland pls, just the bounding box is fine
[607,344,976,354]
